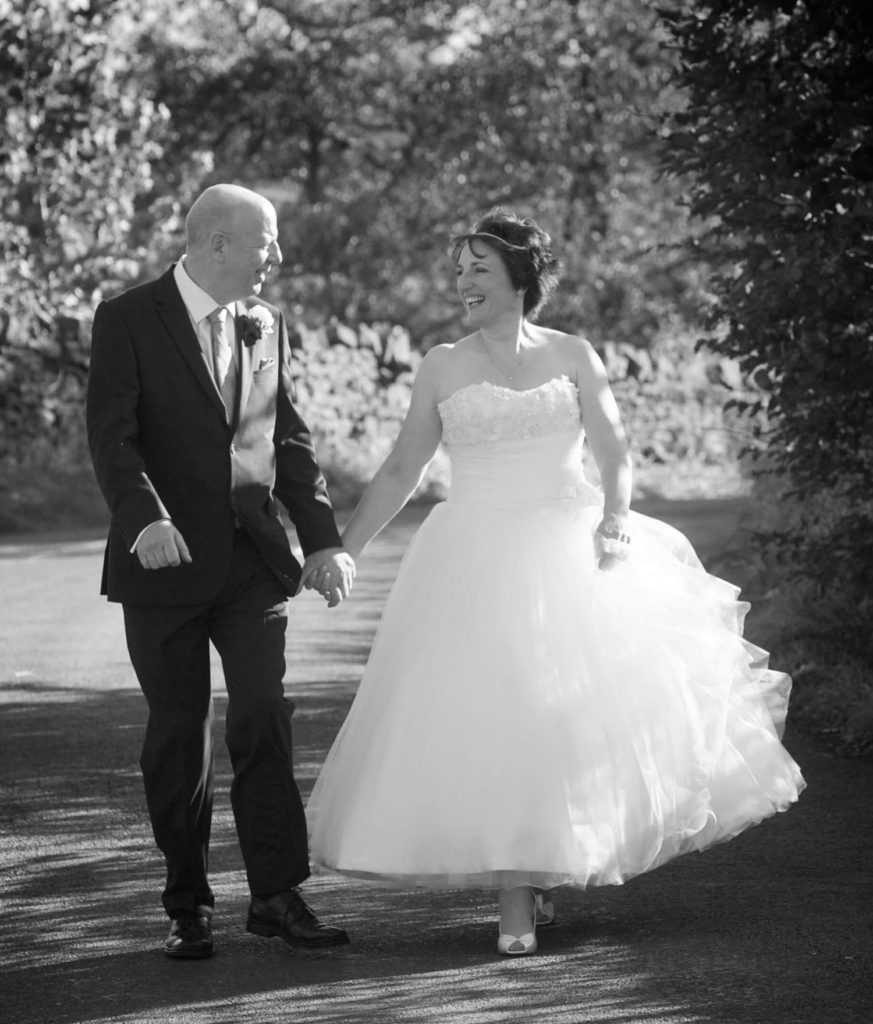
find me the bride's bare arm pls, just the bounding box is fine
[570,336,632,531]
[341,349,446,559]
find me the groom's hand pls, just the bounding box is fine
[135,520,192,570]
[297,548,356,606]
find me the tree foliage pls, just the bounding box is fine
[1,0,716,526]
[0,0,178,461]
[660,0,873,591]
[131,0,696,346]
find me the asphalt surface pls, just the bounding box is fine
[1,499,871,1024]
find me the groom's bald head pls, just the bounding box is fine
[185,184,275,250]
[182,184,281,304]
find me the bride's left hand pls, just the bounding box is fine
[594,513,630,571]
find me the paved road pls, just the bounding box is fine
[1,501,871,1024]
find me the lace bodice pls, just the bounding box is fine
[437,376,581,448]
[436,377,591,506]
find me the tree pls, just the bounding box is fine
[660,0,873,593]
[0,0,175,464]
[0,0,722,527]
[135,0,696,348]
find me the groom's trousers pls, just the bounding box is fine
[122,528,310,917]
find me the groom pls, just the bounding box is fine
[86,184,354,958]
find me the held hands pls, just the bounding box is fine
[298,548,356,608]
[135,520,192,570]
[594,512,630,572]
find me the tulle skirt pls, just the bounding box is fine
[308,486,804,889]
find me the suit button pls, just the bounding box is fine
[230,444,237,454]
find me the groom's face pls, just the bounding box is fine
[222,202,282,299]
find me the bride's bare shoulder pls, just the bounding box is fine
[417,335,482,397]
[422,333,479,359]
[542,329,603,370]
[420,338,465,374]
[525,325,598,376]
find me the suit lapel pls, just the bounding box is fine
[154,267,227,420]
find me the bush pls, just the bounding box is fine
[660,0,873,597]
[735,470,873,756]
[0,412,107,533]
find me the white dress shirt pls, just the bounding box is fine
[173,257,239,392]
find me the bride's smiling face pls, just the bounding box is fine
[455,241,521,324]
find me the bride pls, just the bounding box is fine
[306,209,805,956]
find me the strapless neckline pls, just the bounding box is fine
[437,374,573,410]
[437,373,581,450]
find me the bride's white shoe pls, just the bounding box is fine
[497,930,538,955]
[497,886,538,956]
[535,892,556,927]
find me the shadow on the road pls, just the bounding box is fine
[2,683,871,1024]
[2,502,871,1023]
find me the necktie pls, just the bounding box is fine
[207,307,236,416]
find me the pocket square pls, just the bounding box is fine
[256,357,276,372]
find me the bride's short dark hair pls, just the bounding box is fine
[450,209,561,321]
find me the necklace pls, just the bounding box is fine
[481,335,526,383]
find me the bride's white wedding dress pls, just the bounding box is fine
[308,376,805,889]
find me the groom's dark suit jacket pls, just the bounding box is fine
[86,266,341,606]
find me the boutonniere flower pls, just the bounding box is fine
[239,305,275,347]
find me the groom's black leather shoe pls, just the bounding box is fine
[164,908,214,959]
[246,890,350,948]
